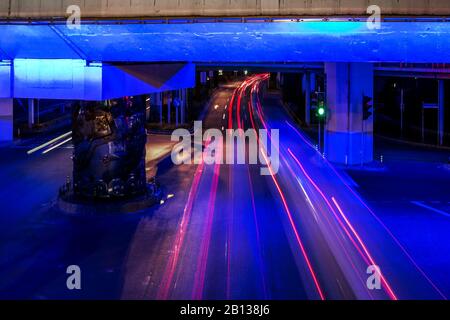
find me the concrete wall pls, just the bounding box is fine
[1,0,450,19]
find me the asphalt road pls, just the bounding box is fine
[122,75,448,300]
[0,76,448,300]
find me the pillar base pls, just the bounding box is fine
[325,131,373,165]
[57,183,163,215]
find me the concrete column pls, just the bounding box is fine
[324,63,374,165]
[71,99,147,199]
[28,98,35,128]
[36,100,40,124]
[145,95,151,122]
[303,73,311,125]
[180,89,186,124]
[0,98,13,141]
[310,73,316,93]
[167,93,172,124]
[438,79,445,146]
[157,92,163,125]
[200,72,207,84]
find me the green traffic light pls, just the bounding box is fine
[318,107,325,117]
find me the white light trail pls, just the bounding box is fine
[42,137,73,154]
[27,132,72,155]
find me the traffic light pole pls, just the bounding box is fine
[318,119,322,153]
[361,115,365,167]
[400,89,404,138]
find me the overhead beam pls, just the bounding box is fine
[2,22,450,63]
[9,59,195,100]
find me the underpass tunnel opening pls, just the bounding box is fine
[241,63,450,165]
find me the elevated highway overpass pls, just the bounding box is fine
[0,0,450,64]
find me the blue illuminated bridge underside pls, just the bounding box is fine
[1,21,450,63]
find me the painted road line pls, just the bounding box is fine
[411,201,450,218]
[27,131,72,155]
[42,137,73,154]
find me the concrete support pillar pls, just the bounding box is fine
[36,100,40,124]
[157,92,163,125]
[303,73,311,125]
[310,73,316,93]
[180,88,186,124]
[0,99,13,141]
[28,98,35,128]
[200,72,207,84]
[145,95,151,122]
[175,90,179,126]
[324,63,374,165]
[438,79,445,146]
[167,93,172,124]
[72,98,147,199]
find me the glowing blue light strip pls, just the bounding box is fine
[1,21,450,62]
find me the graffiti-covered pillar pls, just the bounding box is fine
[71,96,147,199]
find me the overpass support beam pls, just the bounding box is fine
[0,99,13,141]
[0,62,12,141]
[438,80,445,146]
[157,92,163,125]
[167,93,172,125]
[71,97,147,200]
[324,63,374,165]
[13,60,195,101]
[145,95,151,121]
[28,99,35,128]
[180,88,187,124]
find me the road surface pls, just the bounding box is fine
[0,76,447,300]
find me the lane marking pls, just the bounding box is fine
[411,201,450,218]
[42,137,73,154]
[27,131,72,155]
